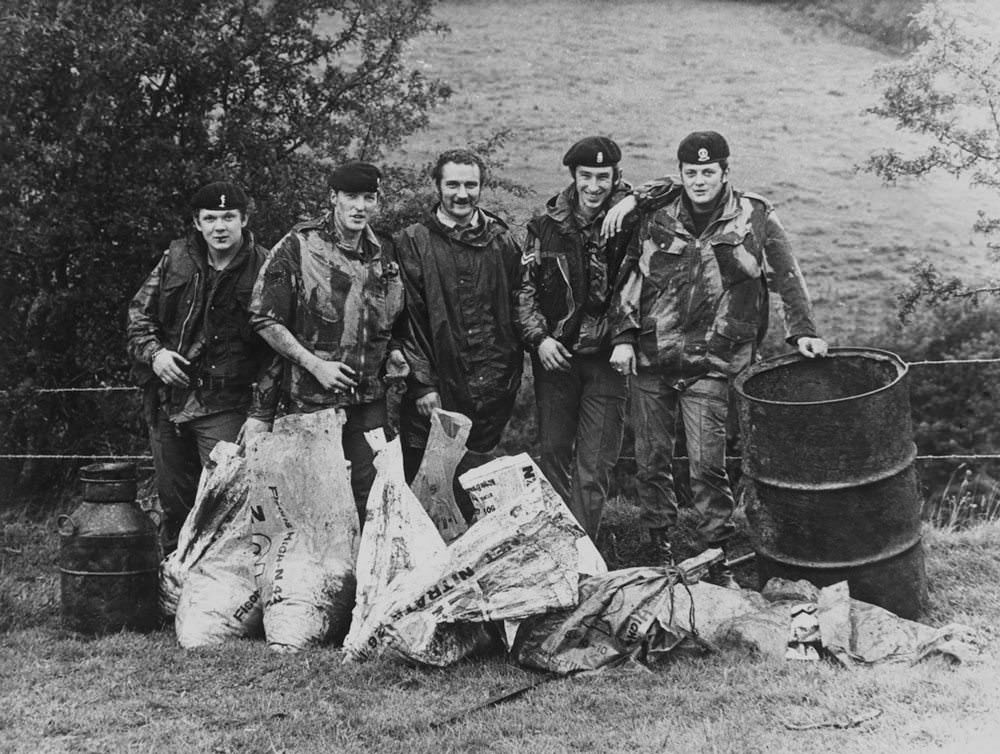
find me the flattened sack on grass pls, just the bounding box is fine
[511,567,712,673]
[248,409,359,652]
[410,409,471,542]
[344,451,584,666]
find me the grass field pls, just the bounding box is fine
[4,1,1000,752]
[3,509,999,753]
[382,0,995,344]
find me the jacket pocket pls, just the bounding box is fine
[643,224,688,291]
[707,318,758,371]
[710,230,761,287]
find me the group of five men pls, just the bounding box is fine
[127,131,827,589]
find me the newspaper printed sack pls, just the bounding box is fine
[344,436,453,661]
[409,409,471,542]
[345,450,584,666]
[248,409,359,652]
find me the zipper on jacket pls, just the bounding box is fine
[356,259,369,397]
[176,271,200,357]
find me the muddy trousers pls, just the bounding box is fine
[533,353,627,540]
[149,408,246,542]
[630,372,736,546]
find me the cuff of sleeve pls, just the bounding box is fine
[786,332,818,346]
[611,332,638,347]
[410,382,437,400]
[247,408,276,423]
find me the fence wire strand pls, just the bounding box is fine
[5,357,1000,462]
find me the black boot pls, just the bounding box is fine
[648,527,674,565]
[707,546,740,590]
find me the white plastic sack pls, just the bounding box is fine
[350,436,449,644]
[158,441,262,647]
[175,531,262,648]
[248,409,359,652]
[344,448,585,666]
[159,440,250,617]
[409,409,471,542]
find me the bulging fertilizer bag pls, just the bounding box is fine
[409,409,471,542]
[160,441,250,618]
[248,409,359,652]
[344,447,585,666]
[159,441,262,647]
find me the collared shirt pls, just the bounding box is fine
[436,205,482,229]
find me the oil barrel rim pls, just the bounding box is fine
[734,346,908,407]
[748,532,924,570]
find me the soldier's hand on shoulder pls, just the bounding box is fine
[416,391,441,418]
[311,359,359,391]
[537,337,572,372]
[152,349,192,388]
[601,194,637,239]
[796,337,829,359]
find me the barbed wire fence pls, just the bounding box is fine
[2,357,1000,465]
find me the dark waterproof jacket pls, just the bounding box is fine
[395,208,523,452]
[612,181,817,383]
[127,233,269,417]
[515,182,635,354]
[248,220,404,417]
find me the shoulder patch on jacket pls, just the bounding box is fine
[739,190,773,212]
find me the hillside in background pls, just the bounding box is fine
[381,0,994,345]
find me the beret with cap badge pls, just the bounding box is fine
[677,131,730,165]
[189,181,248,212]
[562,136,622,168]
[330,161,382,193]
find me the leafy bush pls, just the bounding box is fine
[0,0,451,490]
[867,299,1000,499]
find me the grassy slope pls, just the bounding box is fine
[2,513,999,753]
[382,0,994,345]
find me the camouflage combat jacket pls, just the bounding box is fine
[611,181,817,382]
[515,182,636,355]
[395,207,523,452]
[248,219,404,417]
[126,232,269,420]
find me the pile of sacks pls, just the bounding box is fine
[160,408,983,670]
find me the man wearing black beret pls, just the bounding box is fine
[514,136,637,541]
[127,181,272,551]
[248,161,408,519]
[604,131,828,587]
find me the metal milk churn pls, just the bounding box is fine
[59,462,160,633]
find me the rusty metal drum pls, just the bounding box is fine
[59,462,160,633]
[734,348,928,619]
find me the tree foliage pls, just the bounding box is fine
[868,299,1000,495]
[864,0,1000,317]
[0,0,450,482]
